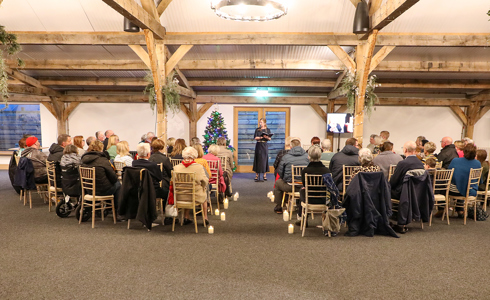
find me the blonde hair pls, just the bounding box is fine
[116,141,129,157]
[192,144,205,158]
[107,135,119,149]
[208,144,220,156]
[258,118,267,128]
[454,140,464,151]
[167,137,176,147]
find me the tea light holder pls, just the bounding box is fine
[208,226,214,234]
[215,209,219,216]
[223,198,229,209]
[233,192,239,201]
[288,224,294,234]
[283,210,289,221]
[270,195,275,202]
[221,212,226,221]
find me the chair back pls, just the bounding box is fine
[207,160,220,182]
[291,164,306,191]
[388,164,396,181]
[304,173,328,205]
[172,171,196,205]
[46,160,58,189]
[114,161,124,181]
[157,163,163,188]
[79,166,96,197]
[171,158,182,167]
[217,155,227,173]
[435,161,443,169]
[432,169,454,197]
[320,160,330,169]
[342,165,357,192]
[465,168,482,198]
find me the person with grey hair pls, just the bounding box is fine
[103,130,114,150]
[190,137,201,146]
[389,141,424,200]
[367,134,378,154]
[294,145,331,225]
[96,131,105,142]
[436,136,458,169]
[320,139,334,162]
[463,137,474,146]
[351,148,381,178]
[203,144,227,197]
[373,141,403,178]
[216,137,234,180]
[132,143,165,200]
[86,136,96,147]
[145,132,155,143]
[173,146,210,225]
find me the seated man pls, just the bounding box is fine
[372,141,403,179]
[436,136,458,169]
[389,141,424,200]
[273,136,293,178]
[295,146,330,225]
[329,138,360,191]
[216,137,235,180]
[273,138,309,214]
[132,143,164,199]
[21,136,48,184]
[47,134,72,185]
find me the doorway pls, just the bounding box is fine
[233,107,290,173]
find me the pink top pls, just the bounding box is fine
[203,153,226,193]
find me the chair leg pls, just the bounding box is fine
[29,190,33,209]
[23,190,27,206]
[463,201,467,225]
[281,193,286,207]
[172,216,176,232]
[111,199,116,224]
[79,200,85,224]
[127,219,131,229]
[193,207,198,234]
[302,209,307,237]
[201,205,206,228]
[160,199,165,225]
[20,189,23,202]
[473,201,477,222]
[92,201,96,229]
[420,220,424,230]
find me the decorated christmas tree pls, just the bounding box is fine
[202,110,234,154]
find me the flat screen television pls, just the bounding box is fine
[327,113,353,134]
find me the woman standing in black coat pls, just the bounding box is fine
[252,118,272,182]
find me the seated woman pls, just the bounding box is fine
[73,135,86,156]
[454,140,464,158]
[422,141,438,163]
[295,146,331,225]
[447,144,481,217]
[106,135,119,160]
[203,144,227,196]
[148,138,173,198]
[173,147,209,225]
[60,144,81,197]
[60,144,81,167]
[476,149,489,191]
[166,137,176,156]
[81,140,121,212]
[132,143,164,199]
[114,141,133,167]
[192,143,211,177]
[352,148,381,178]
[169,138,186,159]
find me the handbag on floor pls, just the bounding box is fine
[467,205,488,221]
[165,204,178,217]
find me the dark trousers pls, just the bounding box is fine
[100,181,121,212]
[274,178,293,207]
[296,189,326,217]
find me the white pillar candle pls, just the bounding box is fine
[233,192,239,201]
[267,191,273,199]
[221,212,226,221]
[208,226,214,234]
[270,195,275,202]
[223,198,229,209]
[283,210,289,221]
[288,224,294,234]
[215,209,219,216]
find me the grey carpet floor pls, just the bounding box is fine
[1,170,489,300]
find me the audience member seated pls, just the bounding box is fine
[454,140,464,158]
[60,144,81,198]
[372,141,403,179]
[463,137,474,146]
[60,145,81,167]
[389,141,424,200]
[415,136,426,154]
[436,136,458,169]
[170,138,186,159]
[73,135,85,156]
[203,144,226,196]
[103,130,114,150]
[17,137,27,157]
[447,144,481,218]
[167,137,175,155]
[148,139,174,224]
[352,148,381,178]
[106,135,119,160]
[173,147,209,225]
[21,136,48,184]
[190,137,201,146]
[295,146,330,225]
[330,138,360,190]
[273,136,293,178]
[217,137,235,180]
[86,136,96,147]
[145,132,155,143]
[132,143,167,212]
[192,143,211,177]
[310,136,320,147]
[81,140,121,212]
[424,157,437,169]
[96,131,105,143]
[366,134,378,154]
[48,134,72,185]
[476,149,489,191]
[380,130,390,142]
[320,139,335,162]
[273,138,309,214]
[114,141,133,167]
[422,141,438,163]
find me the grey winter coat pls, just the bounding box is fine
[60,153,81,167]
[276,146,309,183]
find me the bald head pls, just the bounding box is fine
[105,130,114,138]
[441,136,453,148]
[403,141,417,155]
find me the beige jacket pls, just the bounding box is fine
[173,162,208,204]
[218,145,234,178]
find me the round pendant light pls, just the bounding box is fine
[211,0,288,22]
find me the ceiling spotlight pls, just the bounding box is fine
[211,0,288,22]
[124,17,140,32]
[353,0,369,34]
[255,87,269,97]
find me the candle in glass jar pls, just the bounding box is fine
[215,209,219,216]
[283,210,289,221]
[288,224,294,234]
[208,226,214,234]
[233,192,239,201]
[224,198,229,209]
[221,212,226,221]
[270,195,275,202]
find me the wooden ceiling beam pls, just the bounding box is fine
[335,97,470,106]
[157,0,174,16]
[187,78,337,87]
[165,45,193,76]
[369,46,396,73]
[328,45,356,72]
[101,0,166,39]
[369,0,383,16]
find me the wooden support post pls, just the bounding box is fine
[44,98,79,135]
[465,102,481,139]
[353,30,378,146]
[189,100,198,139]
[326,100,335,147]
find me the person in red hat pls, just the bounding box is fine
[21,136,48,183]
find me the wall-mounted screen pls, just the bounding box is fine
[327,113,353,134]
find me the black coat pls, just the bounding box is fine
[119,167,157,230]
[343,172,398,238]
[14,157,36,190]
[61,164,81,197]
[397,171,435,225]
[436,144,459,169]
[9,152,21,194]
[148,152,173,190]
[389,156,425,199]
[330,145,360,190]
[132,159,163,188]
[81,151,118,195]
[47,143,65,185]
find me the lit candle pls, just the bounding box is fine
[288,224,294,234]
[233,192,239,201]
[221,212,226,221]
[215,209,219,216]
[267,191,273,199]
[283,210,289,221]
[223,198,229,209]
[270,195,275,202]
[208,226,214,234]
